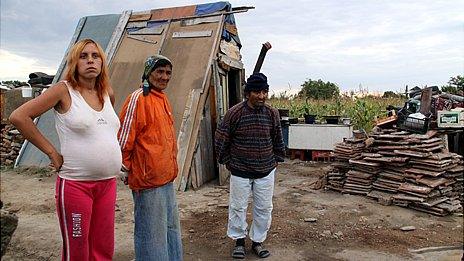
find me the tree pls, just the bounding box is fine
[1,80,28,87]
[298,79,340,99]
[382,91,399,98]
[441,75,463,95]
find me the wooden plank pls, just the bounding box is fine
[108,32,164,112]
[126,21,148,28]
[218,53,244,69]
[127,35,159,44]
[419,87,433,115]
[128,27,164,35]
[172,30,213,38]
[150,5,196,20]
[190,155,198,189]
[173,17,224,191]
[198,96,216,184]
[106,10,131,64]
[181,16,221,26]
[194,141,203,189]
[175,89,202,190]
[219,163,230,185]
[128,12,152,22]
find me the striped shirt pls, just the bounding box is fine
[215,101,285,179]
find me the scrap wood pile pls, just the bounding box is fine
[325,128,463,216]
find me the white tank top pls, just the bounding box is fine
[53,81,122,180]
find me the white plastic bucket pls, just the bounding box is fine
[21,86,33,98]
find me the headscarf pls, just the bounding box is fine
[141,54,172,96]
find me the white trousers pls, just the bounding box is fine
[227,169,275,243]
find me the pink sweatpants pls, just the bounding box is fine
[55,176,117,261]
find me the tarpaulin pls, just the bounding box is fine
[195,2,241,48]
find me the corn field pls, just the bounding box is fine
[268,97,405,132]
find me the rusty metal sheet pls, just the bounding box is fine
[413,145,444,152]
[413,141,443,148]
[349,159,381,167]
[364,156,409,163]
[393,150,431,158]
[374,140,411,145]
[428,153,453,160]
[377,145,411,150]
[392,194,425,202]
[408,130,438,139]
[399,183,433,194]
[150,5,196,20]
[410,158,452,165]
[404,168,445,177]
[419,137,443,144]
[416,177,448,188]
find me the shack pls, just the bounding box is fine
[15,2,252,191]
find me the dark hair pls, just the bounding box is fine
[154,59,172,70]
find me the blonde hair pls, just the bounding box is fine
[64,39,109,104]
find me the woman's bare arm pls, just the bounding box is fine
[9,83,68,170]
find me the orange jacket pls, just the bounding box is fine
[118,88,178,191]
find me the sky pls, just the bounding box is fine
[1,0,463,95]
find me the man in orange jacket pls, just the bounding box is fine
[118,55,182,261]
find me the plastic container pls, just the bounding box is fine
[304,114,316,124]
[323,116,340,124]
[21,86,33,98]
[342,118,351,125]
[397,113,430,134]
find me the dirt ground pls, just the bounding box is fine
[1,160,463,261]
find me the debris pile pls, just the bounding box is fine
[0,124,24,166]
[326,137,366,192]
[326,128,464,216]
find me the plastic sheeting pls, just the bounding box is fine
[195,1,241,48]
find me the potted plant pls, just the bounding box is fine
[303,100,316,124]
